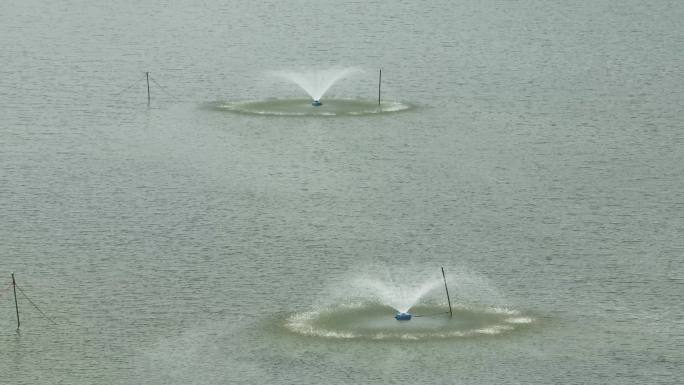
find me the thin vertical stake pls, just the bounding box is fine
[11,273,20,329]
[441,267,453,318]
[146,72,151,105]
[378,68,382,105]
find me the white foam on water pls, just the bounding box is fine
[284,303,533,341]
[473,325,515,335]
[488,307,521,315]
[504,317,534,324]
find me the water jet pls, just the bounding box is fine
[274,67,361,107]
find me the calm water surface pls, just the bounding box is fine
[1,1,683,384]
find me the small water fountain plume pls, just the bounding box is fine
[351,277,444,315]
[210,66,410,116]
[273,67,362,104]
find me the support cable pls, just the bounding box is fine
[112,74,148,97]
[149,75,182,102]
[16,285,58,325]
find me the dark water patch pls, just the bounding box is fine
[204,98,412,117]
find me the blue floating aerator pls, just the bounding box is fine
[311,100,322,106]
[395,312,412,321]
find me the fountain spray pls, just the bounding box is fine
[393,267,453,321]
[273,68,361,107]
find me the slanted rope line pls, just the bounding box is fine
[15,285,58,325]
[148,75,182,102]
[112,74,148,97]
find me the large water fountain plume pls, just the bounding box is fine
[284,264,534,340]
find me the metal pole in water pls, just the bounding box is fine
[146,71,151,105]
[378,68,382,105]
[441,267,453,318]
[11,273,20,329]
